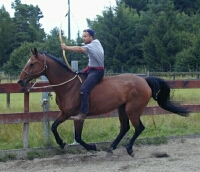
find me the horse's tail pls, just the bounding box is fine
[145,76,190,117]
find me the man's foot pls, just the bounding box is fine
[70,113,86,121]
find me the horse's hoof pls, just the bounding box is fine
[129,151,134,157]
[105,148,113,158]
[126,147,134,157]
[105,151,113,158]
[95,144,101,151]
[61,143,67,149]
[63,144,68,151]
[89,144,99,151]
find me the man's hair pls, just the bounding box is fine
[83,29,95,38]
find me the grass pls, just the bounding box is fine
[0,153,17,162]
[0,86,200,150]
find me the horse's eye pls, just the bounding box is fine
[30,63,34,67]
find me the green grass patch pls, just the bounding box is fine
[0,153,17,162]
[27,150,46,160]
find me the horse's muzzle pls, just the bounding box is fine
[17,80,26,87]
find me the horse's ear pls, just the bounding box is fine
[30,47,34,55]
[30,47,39,57]
[33,47,38,57]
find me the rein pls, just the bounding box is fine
[27,74,78,92]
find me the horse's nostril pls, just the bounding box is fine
[18,80,23,86]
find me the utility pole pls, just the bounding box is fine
[68,0,71,40]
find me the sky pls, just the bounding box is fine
[1,0,116,39]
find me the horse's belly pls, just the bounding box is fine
[89,94,124,115]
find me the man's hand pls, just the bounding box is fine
[60,43,67,50]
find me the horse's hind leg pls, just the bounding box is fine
[106,104,130,156]
[74,121,97,151]
[126,117,145,157]
[51,112,67,149]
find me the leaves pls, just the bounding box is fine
[2,0,200,75]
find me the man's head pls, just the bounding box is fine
[82,29,95,44]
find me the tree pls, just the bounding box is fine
[44,27,64,58]
[173,0,200,15]
[142,0,186,71]
[3,41,46,76]
[121,0,149,14]
[87,3,141,72]
[11,0,45,48]
[175,33,200,72]
[0,5,13,68]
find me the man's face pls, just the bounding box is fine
[82,31,93,44]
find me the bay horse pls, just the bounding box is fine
[18,48,189,157]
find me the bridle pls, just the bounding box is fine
[22,54,47,76]
[23,54,79,92]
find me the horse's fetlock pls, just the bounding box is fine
[74,137,81,143]
[91,144,97,151]
[61,142,67,149]
[107,147,113,153]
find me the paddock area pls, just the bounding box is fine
[1,136,200,172]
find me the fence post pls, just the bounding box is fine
[23,93,29,148]
[71,61,78,145]
[6,93,10,108]
[41,76,51,145]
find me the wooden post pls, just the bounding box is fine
[173,74,175,80]
[41,76,50,145]
[23,93,29,148]
[6,93,10,108]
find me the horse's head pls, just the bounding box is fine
[18,47,47,87]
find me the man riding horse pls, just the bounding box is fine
[60,29,104,121]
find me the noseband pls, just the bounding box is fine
[22,54,47,76]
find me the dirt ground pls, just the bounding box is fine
[1,137,200,172]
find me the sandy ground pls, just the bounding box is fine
[1,137,200,172]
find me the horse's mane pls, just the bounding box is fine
[39,52,88,80]
[40,52,72,72]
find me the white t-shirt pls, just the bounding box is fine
[82,39,104,67]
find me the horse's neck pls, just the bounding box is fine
[45,59,75,85]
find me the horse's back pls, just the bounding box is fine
[89,73,152,115]
[99,73,150,92]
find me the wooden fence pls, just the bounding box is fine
[1,79,200,148]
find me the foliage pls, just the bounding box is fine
[11,0,46,48]
[120,0,149,14]
[3,41,45,76]
[142,2,181,71]
[175,34,200,72]
[0,153,16,162]
[87,3,141,72]
[2,0,200,75]
[173,0,200,15]
[0,5,13,68]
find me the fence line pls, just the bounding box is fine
[0,79,200,148]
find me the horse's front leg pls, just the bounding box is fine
[74,120,98,151]
[51,111,68,149]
